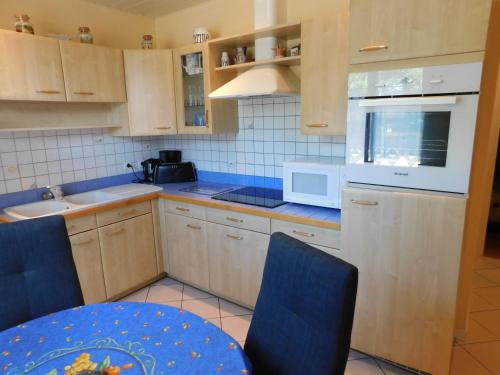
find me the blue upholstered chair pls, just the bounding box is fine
[0,215,83,332]
[244,232,358,375]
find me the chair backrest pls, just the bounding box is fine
[244,232,358,375]
[0,215,84,331]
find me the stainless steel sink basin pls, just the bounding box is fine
[64,191,121,205]
[4,200,77,220]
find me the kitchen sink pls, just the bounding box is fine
[4,200,77,220]
[64,191,121,205]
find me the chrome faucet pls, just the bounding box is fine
[42,185,64,201]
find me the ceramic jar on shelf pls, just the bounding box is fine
[78,26,93,44]
[14,14,34,34]
[142,35,153,49]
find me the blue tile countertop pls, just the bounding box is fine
[0,171,341,228]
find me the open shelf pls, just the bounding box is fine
[214,55,301,72]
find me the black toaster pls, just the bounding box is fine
[153,162,197,184]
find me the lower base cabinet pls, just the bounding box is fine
[208,223,269,307]
[99,213,158,298]
[69,229,107,304]
[165,213,210,290]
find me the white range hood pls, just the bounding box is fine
[209,0,299,100]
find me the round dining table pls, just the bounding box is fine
[0,302,251,375]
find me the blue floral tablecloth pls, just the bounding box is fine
[0,302,251,375]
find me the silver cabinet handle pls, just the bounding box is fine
[429,79,444,84]
[74,91,95,95]
[351,199,379,206]
[155,126,172,130]
[72,238,94,246]
[226,234,243,240]
[226,216,243,223]
[105,227,125,236]
[293,230,315,238]
[306,124,328,128]
[187,224,201,230]
[36,90,61,94]
[358,45,388,52]
[176,207,190,212]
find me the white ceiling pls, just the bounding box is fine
[84,0,211,18]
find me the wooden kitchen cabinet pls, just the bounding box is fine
[69,229,107,304]
[208,222,269,308]
[173,43,237,134]
[165,213,210,289]
[0,30,66,102]
[99,213,157,298]
[350,0,492,64]
[301,13,349,135]
[121,50,177,136]
[341,187,467,374]
[59,41,127,102]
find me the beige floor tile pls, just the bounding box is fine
[147,283,183,303]
[472,273,497,289]
[182,285,214,300]
[470,310,500,337]
[151,277,182,287]
[220,315,252,342]
[182,297,220,319]
[450,345,491,375]
[456,319,498,344]
[474,287,500,308]
[463,341,500,374]
[348,349,369,361]
[376,360,414,374]
[154,300,182,309]
[477,268,500,286]
[344,358,384,375]
[120,287,149,302]
[207,317,222,328]
[470,292,498,312]
[219,299,253,317]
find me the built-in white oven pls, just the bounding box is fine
[283,158,345,208]
[346,62,482,194]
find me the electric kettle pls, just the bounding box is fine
[141,158,159,183]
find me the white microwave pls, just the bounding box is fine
[346,62,482,194]
[283,158,345,208]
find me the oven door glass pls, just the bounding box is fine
[364,111,451,167]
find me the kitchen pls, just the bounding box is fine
[0,0,498,374]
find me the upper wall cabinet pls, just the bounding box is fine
[59,41,127,102]
[350,0,492,64]
[173,43,237,135]
[301,14,349,135]
[120,50,177,136]
[0,30,66,101]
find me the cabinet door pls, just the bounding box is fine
[165,213,210,289]
[301,13,349,135]
[60,41,127,102]
[350,0,491,64]
[208,223,269,307]
[341,187,466,374]
[99,214,157,298]
[123,50,177,136]
[69,229,107,304]
[0,30,66,101]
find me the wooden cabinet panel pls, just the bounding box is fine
[123,50,177,136]
[301,13,349,135]
[96,200,151,227]
[66,214,97,236]
[0,30,66,101]
[208,223,269,308]
[341,187,466,374]
[69,229,106,304]
[350,0,492,64]
[271,219,341,249]
[99,214,157,298]
[59,41,126,102]
[165,213,210,289]
[165,200,207,220]
[206,207,270,234]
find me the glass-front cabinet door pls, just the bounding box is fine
[173,44,211,134]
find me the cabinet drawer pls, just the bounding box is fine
[97,200,151,227]
[206,207,270,234]
[165,200,206,220]
[271,219,340,249]
[311,244,345,261]
[66,215,97,235]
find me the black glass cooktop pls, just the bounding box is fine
[212,186,286,208]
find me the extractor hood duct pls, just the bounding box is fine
[208,0,299,99]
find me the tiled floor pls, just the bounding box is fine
[120,277,417,374]
[451,254,500,375]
